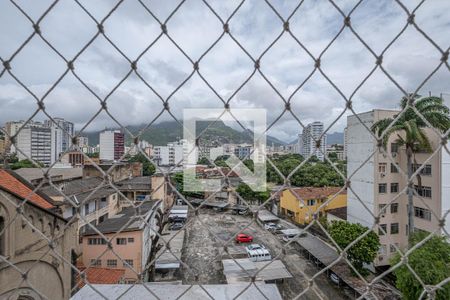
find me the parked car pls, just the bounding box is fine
[235,233,253,243]
[264,222,282,232]
[329,272,340,285]
[246,244,271,262]
[169,222,184,231]
[282,233,297,242]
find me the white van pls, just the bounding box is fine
[246,244,272,262]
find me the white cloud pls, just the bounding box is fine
[0,0,449,142]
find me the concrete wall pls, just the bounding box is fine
[442,141,450,235]
[0,190,77,299]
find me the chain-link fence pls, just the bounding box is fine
[1,0,449,299]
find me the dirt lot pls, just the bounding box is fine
[179,208,348,300]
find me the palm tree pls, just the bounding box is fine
[371,95,450,238]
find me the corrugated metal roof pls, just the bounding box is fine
[72,283,282,300]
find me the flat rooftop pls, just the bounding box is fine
[257,209,280,222]
[155,230,185,269]
[72,283,282,300]
[222,258,292,283]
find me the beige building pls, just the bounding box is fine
[0,169,77,299]
[347,110,450,266]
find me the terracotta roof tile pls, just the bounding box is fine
[0,170,53,209]
[76,267,125,288]
[288,187,346,201]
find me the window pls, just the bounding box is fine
[84,203,90,215]
[390,203,398,214]
[117,238,127,245]
[378,163,387,173]
[390,223,399,234]
[414,207,432,221]
[390,183,399,193]
[90,259,101,266]
[98,215,106,223]
[414,185,432,198]
[390,243,399,253]
[390,163,399,173]
[107,259,117,267]
[307,199,316,206]
[378,204,387,213]
[412,164,432,176]
[72,207,77,216]
[124,259,134,267]
[390,143,399,153]
[379,244,387,255]
[0,217,5,256]
[127,238,134,243]
[88,238,107,245]
[379,224,387,235]
[378,183,387,194]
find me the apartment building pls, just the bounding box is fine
[99,130,125,161]
[347,110,450,266]
[77,136,89,148]
[41,177,120,234]
[326,144,345,161]
[80,201,163,283]
[153,140,185,166]
[300,122,327,161]
[234,144,252,159]
[16,122,53,165]
[4,120,23,153]
[280,187,347,225]
[45,118,74,163]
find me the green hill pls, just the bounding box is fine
[81,120,286,147]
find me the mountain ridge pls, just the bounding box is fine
[81,120,286,147]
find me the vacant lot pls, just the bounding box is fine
[179,208,347,300]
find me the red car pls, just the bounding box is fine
[235,233,253,243]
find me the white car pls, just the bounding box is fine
[246,244,272,262]
[329,273,340,285]
[264,223,282,231]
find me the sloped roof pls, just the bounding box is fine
[288,187,346,201]
[82,201,156,236]
[76,267,125,288]
[0,169,53,210]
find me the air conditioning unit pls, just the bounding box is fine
[392,152,397,158]
[380,172,386,177]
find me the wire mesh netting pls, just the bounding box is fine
[0,0,449,299]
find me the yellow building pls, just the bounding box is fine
[280,187,347,225]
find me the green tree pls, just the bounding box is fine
[372,96,450,236]
[391,232,450,300]
[236,183,270,205]
[171,172,203,198]
[10,159,43,170]
[87,152,99,158]
[328,221,380,276]
[128,153,155,176]
[197,156,210,165]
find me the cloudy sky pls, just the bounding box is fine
[0,0,449,143]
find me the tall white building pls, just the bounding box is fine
[16,122,53,166]
[300,122,327,161]
[77,136,89,148]
[99,130,125,161]
[153,140,185,166]
[347,110,450,266]
[45,118,74,163]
